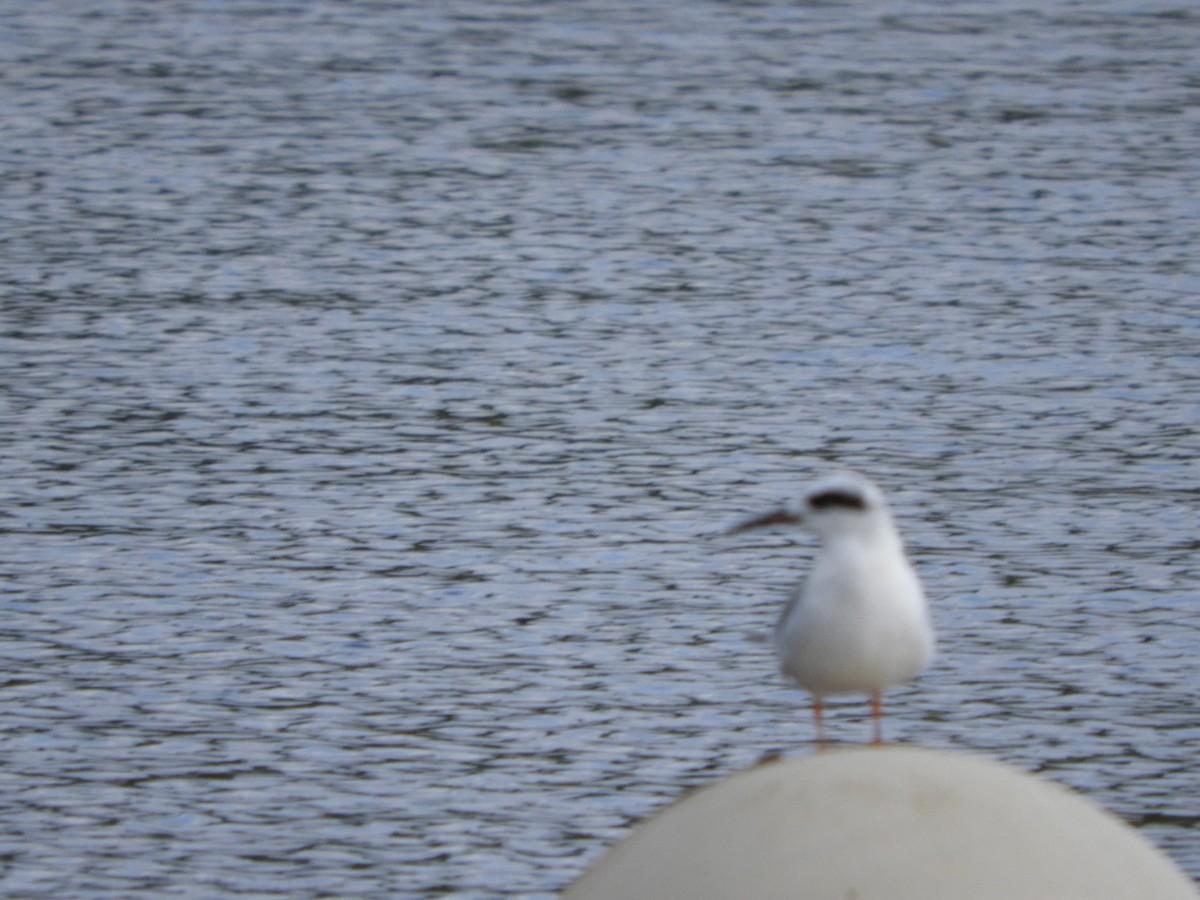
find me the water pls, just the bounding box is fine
[2,1,1198,896]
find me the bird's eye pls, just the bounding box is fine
[807,489,867,511]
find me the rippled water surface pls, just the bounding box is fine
[2,1,1199,896]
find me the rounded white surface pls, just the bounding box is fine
[564,747,1197,900]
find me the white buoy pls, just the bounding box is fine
[563,747,1198,900]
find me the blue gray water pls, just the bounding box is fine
[2,1,1198,896]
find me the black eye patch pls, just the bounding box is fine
[807,489,867,511]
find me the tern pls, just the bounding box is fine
[729,471,933,748]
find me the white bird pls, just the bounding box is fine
[729,471,933,748]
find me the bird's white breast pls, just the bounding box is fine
[772,536,932,695]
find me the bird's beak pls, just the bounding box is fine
[725,507,804,535]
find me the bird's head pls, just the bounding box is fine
[727,471,893,542]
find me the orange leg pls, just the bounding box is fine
[870,691,884,746]
[812,695,826,752]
